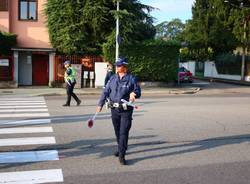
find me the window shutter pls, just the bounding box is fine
[0,0,8,11]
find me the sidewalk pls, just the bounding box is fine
[1,79,250,97]
[0,86,201,97]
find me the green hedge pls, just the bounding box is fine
[215,53,247,75]
[104,40,180,82]
[0,31,17,56]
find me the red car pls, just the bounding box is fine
[178,67,193,83]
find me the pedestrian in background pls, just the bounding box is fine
[96,58,141,165]
[63,60,81,107]
[104,62,114,87]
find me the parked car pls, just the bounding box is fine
[178,67,193,83]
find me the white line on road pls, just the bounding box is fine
[0,119,51,126]
[0,105,47,109]
[0,150,59,164]
[0,97,44,100]
[0,169,64,184]
[0,101,45,103]
[0,137,56,146]
[0,109,48,113]
[0,113,50,118]
[0,127,53,134]
[0,102,46,105]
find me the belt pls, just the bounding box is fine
[112,103,122,108]
[111,102,130,110]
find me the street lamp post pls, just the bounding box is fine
[242,19,247,81]
[115,0,120,62]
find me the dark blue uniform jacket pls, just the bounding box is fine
[98,73,141,107]
[104,71,114,86]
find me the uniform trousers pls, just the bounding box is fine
[65,82,80,105]
[111,107,133,156]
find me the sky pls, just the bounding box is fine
[140,0,196,24]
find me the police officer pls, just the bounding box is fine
[96,58,141,165]
[104,62,114,87]
[63,60,81,107]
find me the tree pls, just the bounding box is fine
[0,31,17,56]
[182,0,245,60]
[155,18,185,41]
[44,0,155,55]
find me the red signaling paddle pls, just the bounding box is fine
[87,112,98,128]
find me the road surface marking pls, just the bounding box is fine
[0,137,56,146]
[0,102,46,105]
[0,97,44,100]
[0,169,64,184]
[0,150,59,164]
[0,113,50,118]
[0,119,51,125]
[0,105,47,109]
[0,127,53,134]
[0,109,48,113]
[0,100,45,103]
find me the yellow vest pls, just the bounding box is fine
[64,67,76,82]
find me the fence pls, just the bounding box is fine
[0,56,13,81]
[54,55,103,83]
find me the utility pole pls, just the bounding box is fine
[241,19,246,80]
[115,0,120,62]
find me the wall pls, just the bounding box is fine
[0,11,9,32]
[204,61,241,81]
[95,62,107,88]
[180,61,196,76]
[9,0,52,48]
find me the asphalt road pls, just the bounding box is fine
[0,88,250,183]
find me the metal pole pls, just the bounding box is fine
[178,54,180,85]
[115,1,120,61]
[241,19,246,81]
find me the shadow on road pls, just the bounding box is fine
[1,134,250,169]
[127,134,250,165]
[0,111,146,128]
[0,135,158,169]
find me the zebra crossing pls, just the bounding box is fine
[0,96,64,184]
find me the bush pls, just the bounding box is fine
[215,53,243,75]
[0,31,17,56]
[119,40,180,82]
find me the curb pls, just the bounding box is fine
[0,88,201,97]
[194,77,250,86]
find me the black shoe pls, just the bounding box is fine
[119,156,127,165]
[77,100,81,106]
[114,151,119,157]
[62,104,70,107]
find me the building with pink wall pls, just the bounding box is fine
[0,0,55,86]
[0,11,9,32]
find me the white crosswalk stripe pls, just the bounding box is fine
[0,101,45,105]
[0,109,48,113]
[0,127,53,134]
[0,169,64,184]
[0,96,64,183]
[0,136,56,147]
[0,100,45,102]
[0,118,51,126]
[0,113,50,118]
[0,105,47,108]
[0,150,59,164]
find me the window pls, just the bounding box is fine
[0,0,8,11]
[19,0,37,20]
